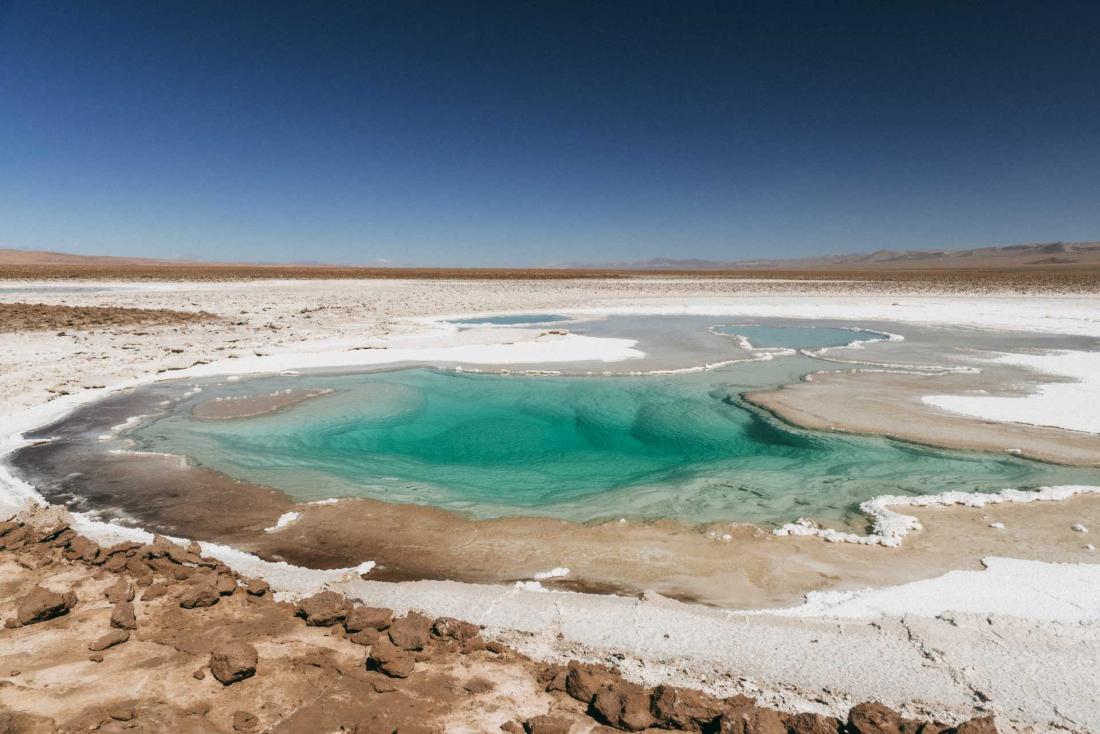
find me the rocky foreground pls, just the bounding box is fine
[0,510,997,734]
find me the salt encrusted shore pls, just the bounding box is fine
[774,485,1100,547]
[2,278,1100,731]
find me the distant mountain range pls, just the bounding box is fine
[574,241,1100,270]
[3,240,1099,271]
[0,248,185,267]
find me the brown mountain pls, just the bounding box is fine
[585,241,1100,270]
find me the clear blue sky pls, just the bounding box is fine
[2,1,1099,266]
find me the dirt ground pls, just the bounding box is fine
[0,302,217,333]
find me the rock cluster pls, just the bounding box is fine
[0,516,1000,734]
[532,661,996,734]
[1,515,271,666]
[290,590,494,685]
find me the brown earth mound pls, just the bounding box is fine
[0,302,217,332]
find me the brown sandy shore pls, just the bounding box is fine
[0,507,999,734]
[32,449,1099,610]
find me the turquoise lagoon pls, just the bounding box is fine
[130,334,1100,527]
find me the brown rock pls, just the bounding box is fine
[166,544,202,565]
[35,522,69,543]
[651,684,725,731]
[541,665,567,692]
[953,716,997,734]
[460,636,487,654]
[125,556,154,578]
[179,583,220,609]
[215,574,238,596]
[186,541,202,555]
[387,611,433,651]
[368,638,416,678]
[141,582,168,601]
[345,605,393,633]
[0,525,31,550]
[209,642,258,685]
[591,681,656,731]
[104,577,134,604]
[110,601,137,630]
[524,715,573,734]
[232,710,259,732]
[245,578,270,596]
[104,554,128,573]
[147,535,172,557]
[785,711,842,734]
[192,669,205,680]
[89,629,130,651]
[849,703,902,734]
[64,535,98,561]
[719,707,786,734]
[296,590,348,626]
[564,661,618,704]
[147,556,176,575]
[16,586,77,625]
[89,653,104,663]
[348,628,382,646]
[501,722,525,734]
[105,540,143,556]
[432,616,480,641]
[108,705,135,721]
[901,723,950,734]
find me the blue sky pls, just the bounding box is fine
[2,1,1099,266]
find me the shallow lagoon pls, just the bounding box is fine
[711,324,887,349]
[126,313,1100,526]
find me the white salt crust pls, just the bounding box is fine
[923,350,1100,434]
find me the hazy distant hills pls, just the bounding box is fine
[3,241,1099,271]
[0,248,188,267]
[578,241,1100,270]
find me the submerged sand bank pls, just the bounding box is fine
[190,388,333,420]
[744,370,1100,467]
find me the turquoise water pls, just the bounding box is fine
[131,368,1099,526]
[449,313,571,325]
[712,324,886,349]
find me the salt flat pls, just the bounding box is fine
[2,276,1099,732]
